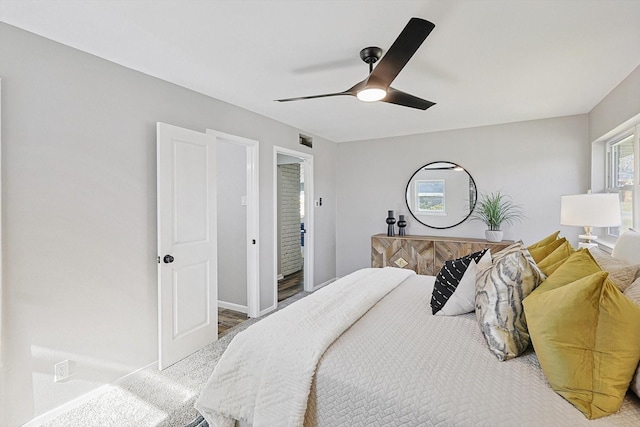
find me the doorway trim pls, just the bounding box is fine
[207,129,260,319]
[273,146,314,311]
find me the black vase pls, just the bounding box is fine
[398,215,407,236]
[386,210,396,237]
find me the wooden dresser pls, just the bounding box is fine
[371,234,514,276]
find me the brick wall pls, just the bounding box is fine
[278,163,303,276]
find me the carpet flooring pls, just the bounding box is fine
[42,292,310,427]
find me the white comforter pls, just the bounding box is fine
[304,275,640,426]
[195,267,415,427]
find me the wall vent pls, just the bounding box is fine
[299,134,312,148]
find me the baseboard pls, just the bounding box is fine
[218,300,248,313]
[259,303,277,317]
[312,277,338,291]
[22,361,157,427]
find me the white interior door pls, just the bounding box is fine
[157,122,218,370]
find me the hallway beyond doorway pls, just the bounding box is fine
[278,270,303,302]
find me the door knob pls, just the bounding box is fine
[163,254,175,264]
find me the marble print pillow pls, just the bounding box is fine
[475,242,544,361]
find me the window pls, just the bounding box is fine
[416,180,445,214]
[606,130,637,237]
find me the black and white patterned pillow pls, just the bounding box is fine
[431,249,490,316]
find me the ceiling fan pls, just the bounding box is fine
[276,17,436,110]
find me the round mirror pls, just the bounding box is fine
[405,161,477,229]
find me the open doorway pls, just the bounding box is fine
[207,129,259,319]
[273,146,313,308]
[276,155,304,301]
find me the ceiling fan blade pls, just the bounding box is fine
[275,91,351,102]
[382,87,435,110]
[366,17,435,89]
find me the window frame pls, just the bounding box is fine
[605,128,639,237]
[415,179,446,215]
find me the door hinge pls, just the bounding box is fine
[157,256,161,264]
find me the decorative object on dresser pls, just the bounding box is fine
[371,234,512,276]
[405,161,477,229]
[560,192,621,248]
[397,214,407,236]
[385,210,396,236]
[470,190,524,242]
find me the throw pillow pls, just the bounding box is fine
[475,243,543,361]
[490,241,521,260]
[589,247,639,291]
[523,272,640,419]
[528,237,566,263]
[612,229,640,265]
[536,241,574,276]
[431,249,491,316]
[527,231,560,250]
[530,249,601,296]
[624,278,640,399]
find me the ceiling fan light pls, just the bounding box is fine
[357,87,387,102]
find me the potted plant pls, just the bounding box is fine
[470,191,524,242]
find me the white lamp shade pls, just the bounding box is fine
[560,193,621,227]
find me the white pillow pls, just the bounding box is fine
[612,229,640,266]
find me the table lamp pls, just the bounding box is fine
[560,193,621,248]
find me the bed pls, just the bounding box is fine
[195,233,640,427]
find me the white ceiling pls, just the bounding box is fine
[1,0,639,143]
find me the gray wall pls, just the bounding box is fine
[336,115,591,277]
[217,140,247,307]
[0,23,337,426]
[589,65,640,143]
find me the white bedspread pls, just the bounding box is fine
[195,267,415,427]
[304,275,640,426]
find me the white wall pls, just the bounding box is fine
[0,23,337,426]
[336,115,590,277]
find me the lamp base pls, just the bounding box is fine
[578,241,598,249]
[579,234,598,243]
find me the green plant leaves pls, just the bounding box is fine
[470,191,524,231]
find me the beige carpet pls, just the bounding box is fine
[43,291,310,427]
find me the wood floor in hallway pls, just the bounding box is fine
[218,308,247,337]
[218,269,304,336]
[278,269,303,302]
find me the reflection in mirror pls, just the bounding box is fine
[405,161,477,229]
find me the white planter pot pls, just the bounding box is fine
[485,230,504,242]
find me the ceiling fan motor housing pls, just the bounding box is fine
[360,46,383,65]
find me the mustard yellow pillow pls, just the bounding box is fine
[523,272,640,419]
[539,257,567,276]
[529,237,567,263]
[531,248,600,295]
[527,231,560,250]
[536,241,574,276]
